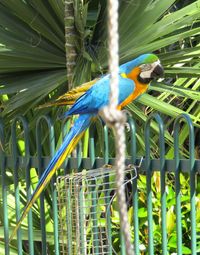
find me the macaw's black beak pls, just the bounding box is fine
[151,64,164,79]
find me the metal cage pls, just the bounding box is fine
[57,166,137,255]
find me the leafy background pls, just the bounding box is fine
[0,0,200,254]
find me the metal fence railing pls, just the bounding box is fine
[0,113,200,255]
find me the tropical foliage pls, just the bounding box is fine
[0,0,200,254]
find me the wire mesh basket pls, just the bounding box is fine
[56,166,137,255]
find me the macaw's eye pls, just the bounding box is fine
[140,64,152,71]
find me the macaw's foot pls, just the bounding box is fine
[103,164,113,169]
[121,109,132,132]
[125,122,131,132]
[121,109,132,117]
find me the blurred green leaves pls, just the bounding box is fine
[0,0,200,124]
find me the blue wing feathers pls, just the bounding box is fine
[65,75,135,117]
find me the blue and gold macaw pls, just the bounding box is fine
[10,53,164,241]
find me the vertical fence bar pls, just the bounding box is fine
[128,116,140,255]
[144,116,154,255]
[57,177,65,255]
[62,119,71,175]
[74,177,80,254]
[89,125,95,168]
[120,228,126,255]
[11,119,22,254]
[66,178,73,254]
[103,124,112,254]
[79,177,86,255]
[103,124,109,165]
[36,115,60,255]
[157,115,167,255]
[77,123,86,254]
[188,127,196,255]
[0,119,9,255]
[49,118,60,255]
[22,118,34,255]
[174,116,183,255]
[174,114,196,255]
[188,119,196,255]
[89,125,99,254]
[145,113,166,255]
[11,116,29,254]
[77,136,82,171]
[36,116,51,255]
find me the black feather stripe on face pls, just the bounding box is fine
[151,64,164,78]
[137,75,152,84]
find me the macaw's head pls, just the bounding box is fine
[137,54,164,84]
[121,53,164,85]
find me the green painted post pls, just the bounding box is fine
[79,182,86,255]
[62,119,71,174]
[89,125,99,254]
[11,117,27,255]
[187,117,196,255]
[103,124,109,165]
[145,115,154,255]
[22,117,34,255]
[174,114,196,255]
[128,116,139,255]
[78,124,85,253]
[48,117,60,255]
[104,125,112,255]
[36,116,48,255]
[120,228,126,255]
[188,127,196,255]
[77,137,82,170]
[66,180,72,254]
[0,120,9,255]
[89,125,95,168]
[145,114,167,255]
[158,117,167,255]
[36,115,60,255]
[157,115,167,254]
[174,116,183,255]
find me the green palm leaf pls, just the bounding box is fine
[0,0,200,121]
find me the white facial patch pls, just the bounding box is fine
[140,60,160,79]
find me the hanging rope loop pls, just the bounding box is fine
[99,0,135,254]
[100,106,126,128]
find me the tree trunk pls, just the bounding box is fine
[64,0,77,89]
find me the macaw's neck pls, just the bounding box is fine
[119,68,149,109]
[126,66,141,81]
[127,66,150,93]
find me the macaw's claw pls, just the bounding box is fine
[125,122,131,132]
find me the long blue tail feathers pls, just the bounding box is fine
[9,113,94,242]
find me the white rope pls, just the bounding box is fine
[100,1,135,254]
[106,167,138,255]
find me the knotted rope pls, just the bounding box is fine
[100,1,135,254]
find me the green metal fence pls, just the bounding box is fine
[0,113,200,255]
